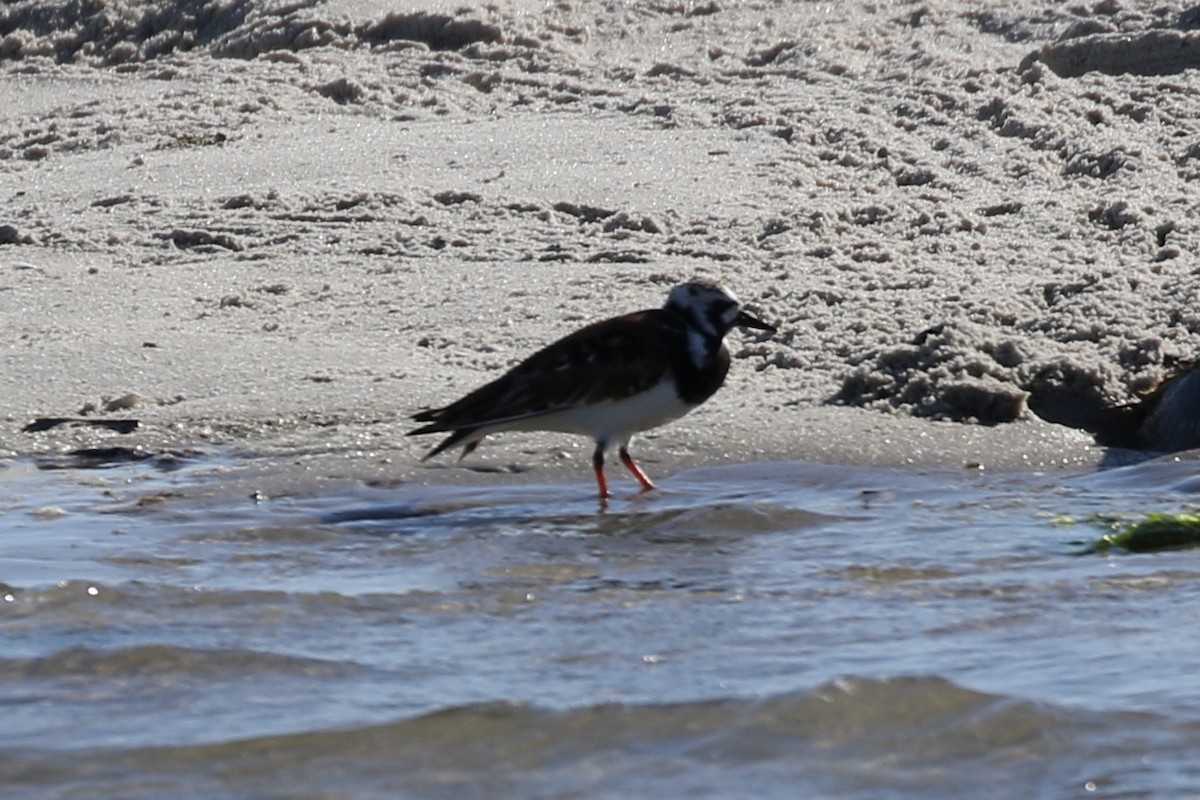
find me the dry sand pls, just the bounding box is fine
[2,0,1198,492]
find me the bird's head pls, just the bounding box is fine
[665,281,776,339]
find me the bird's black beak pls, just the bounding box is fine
[734,309,777,334]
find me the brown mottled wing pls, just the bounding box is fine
[410,309,682,435]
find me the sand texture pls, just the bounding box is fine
[2,0,1198,487]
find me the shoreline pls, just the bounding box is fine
[3,399,1139,504]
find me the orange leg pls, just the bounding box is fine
[619,446,656,493]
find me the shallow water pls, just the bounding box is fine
[1,456,1198,799]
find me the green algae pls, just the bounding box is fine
[1089,512,1200,554]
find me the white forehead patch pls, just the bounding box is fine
[668,282,738,310]
[667,281,741,343]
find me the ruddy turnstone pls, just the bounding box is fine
[408,281,776,499]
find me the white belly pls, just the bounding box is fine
[503,379,693,447]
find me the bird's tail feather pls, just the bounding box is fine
[417,428,479,461]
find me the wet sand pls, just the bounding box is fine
[2,0,1198,489]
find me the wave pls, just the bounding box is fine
[0,643,353,681]
[3,676,1193,799]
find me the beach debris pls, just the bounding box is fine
[31,506,68,520]
[103,393,143,412]
[22,417,140,434]
[1089,512,1200,554]
[0,224,33,245]
[1128,365,1200,451]
[33,446,198,470]
[161,229,243,252]
[1028,362,1200,451]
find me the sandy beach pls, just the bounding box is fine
[3,0,1199,490]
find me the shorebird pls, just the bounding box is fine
[408,281,775,499]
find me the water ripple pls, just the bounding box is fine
[1,677,1193,800]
